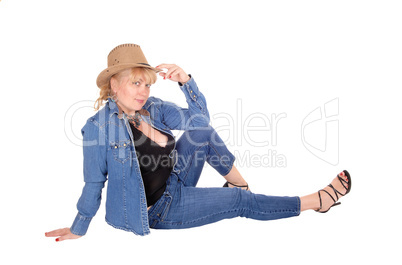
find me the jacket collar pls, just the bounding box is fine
[107,99,120,116]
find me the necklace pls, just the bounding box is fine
[126,112,142,128]
[116,103,149,129]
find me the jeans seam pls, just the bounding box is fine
[208,143,234,176]
[180,142,212,183]
[159,207,299,226]
[296,196,301,216]
[180,145,203,184]
[161,209,239,225]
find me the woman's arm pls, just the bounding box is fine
[155,64,210,130]
[46,120,108,241]
[71,121,108,235]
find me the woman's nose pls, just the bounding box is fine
[139,85,148,95]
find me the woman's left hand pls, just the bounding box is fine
[156,64,190,84]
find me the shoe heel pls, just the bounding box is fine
[316,202,342,213]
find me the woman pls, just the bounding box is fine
[45,44,351,241]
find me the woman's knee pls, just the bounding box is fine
[183,125,221,146]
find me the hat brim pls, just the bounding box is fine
[96,63,161,88]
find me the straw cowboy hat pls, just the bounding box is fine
[96,44,161,88]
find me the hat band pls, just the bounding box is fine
[137,63,151,66]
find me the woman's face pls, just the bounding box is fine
[111,69,151,114]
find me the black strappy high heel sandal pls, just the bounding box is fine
[223,181,249,191]
[316,170,352,213]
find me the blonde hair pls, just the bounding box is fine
[94,67,158,110]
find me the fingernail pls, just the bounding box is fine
[164,76,166,80]
[56,238,59,242]
[169,76,172,78]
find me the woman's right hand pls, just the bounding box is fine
[45,227,82,242]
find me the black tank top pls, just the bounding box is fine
[130,122,175,206]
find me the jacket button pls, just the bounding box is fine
[114,145,118,149]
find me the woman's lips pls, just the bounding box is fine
[136,99,145,104]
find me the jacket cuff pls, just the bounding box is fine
[70,212,92,236]
[179,75,199,101]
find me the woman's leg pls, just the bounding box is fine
[149,176,300,229]
[174,125,243,187]
[148,171,350,229]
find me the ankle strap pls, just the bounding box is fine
[225,181,249,191]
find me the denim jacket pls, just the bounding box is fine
[70,76,210,236]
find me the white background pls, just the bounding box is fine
[1,0,401,264]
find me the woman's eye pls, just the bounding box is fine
[132,81,150,88]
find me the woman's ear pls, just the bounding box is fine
[110,77,118,92]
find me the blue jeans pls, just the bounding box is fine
[148,126,301,229]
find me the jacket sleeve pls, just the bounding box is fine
[160,76,210,130]
[70,120,107,236]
